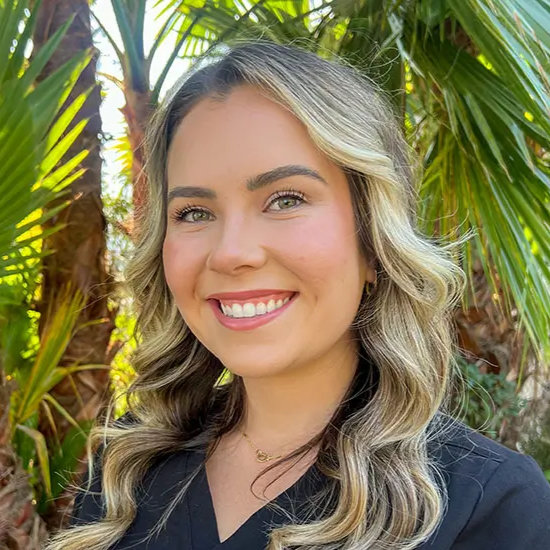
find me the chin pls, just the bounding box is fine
[220,356,293,379]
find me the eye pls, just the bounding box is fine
[171,205,213,224]
[266,188,306,211]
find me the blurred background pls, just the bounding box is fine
[0,1,549,547]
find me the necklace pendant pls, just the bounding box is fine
[256,450,270,462]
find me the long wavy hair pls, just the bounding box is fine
[47,40,467,550]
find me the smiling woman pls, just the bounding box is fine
[46,41,550,550]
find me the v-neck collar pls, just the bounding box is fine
[185,447,325,549]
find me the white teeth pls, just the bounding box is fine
[219,295,294,318]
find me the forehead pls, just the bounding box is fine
[166,85,333,190]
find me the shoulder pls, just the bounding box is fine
[428,415,547,488]
[423,415,550,549]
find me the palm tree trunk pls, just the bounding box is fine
[120,85,152,233]
[32,0,115,530]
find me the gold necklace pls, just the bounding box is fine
[240,430,283,463]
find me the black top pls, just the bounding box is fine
[70,420,550,549]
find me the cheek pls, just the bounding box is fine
[162,237,179,289]
[276,206,360,282]
[161,236,199,300]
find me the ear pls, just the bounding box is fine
[361,256,378,285]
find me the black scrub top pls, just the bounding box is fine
[70,420,550,549]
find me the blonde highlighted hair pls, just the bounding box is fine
[47,40,466,550]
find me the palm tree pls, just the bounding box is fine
[155,0,550,437]
[92,0,204,228]
[0,1,94,545]
[33,0,115,458]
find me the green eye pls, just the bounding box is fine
[268,188,306,211]
[189,211,210,222]
[172,206,212,224]
[275,196,299,209]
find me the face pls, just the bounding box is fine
[163,85,376,379]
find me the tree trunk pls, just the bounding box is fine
[120,78,153,240]
[32,0,115,530]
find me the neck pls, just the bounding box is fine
[238,338,360,454]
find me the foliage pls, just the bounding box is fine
[5,285,111,511]
[0,1,91,279]
[108,307,137,419]
[102,183,136,419]
[0,0,104,514]
[159,0,550,366]
[452,355,525,440]
[103,184,134,275]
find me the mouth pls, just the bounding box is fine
[213,291,298,319]
[207,292,299,331]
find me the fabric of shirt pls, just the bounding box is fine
[70,419,550,549]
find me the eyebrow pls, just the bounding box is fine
[167,164,327,203]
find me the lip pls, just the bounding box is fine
[206,289,295,301]
[207,292,298,331]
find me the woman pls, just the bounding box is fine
[47,41,550,550]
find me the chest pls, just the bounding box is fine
[205,451,315,543]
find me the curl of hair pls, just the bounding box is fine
[47,40,467,550]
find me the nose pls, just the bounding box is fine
[206,215,268,275]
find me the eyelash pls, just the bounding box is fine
[170,187,307,224]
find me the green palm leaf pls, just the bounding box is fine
[0,1,91,280]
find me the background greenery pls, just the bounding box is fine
[0,1,548,548]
